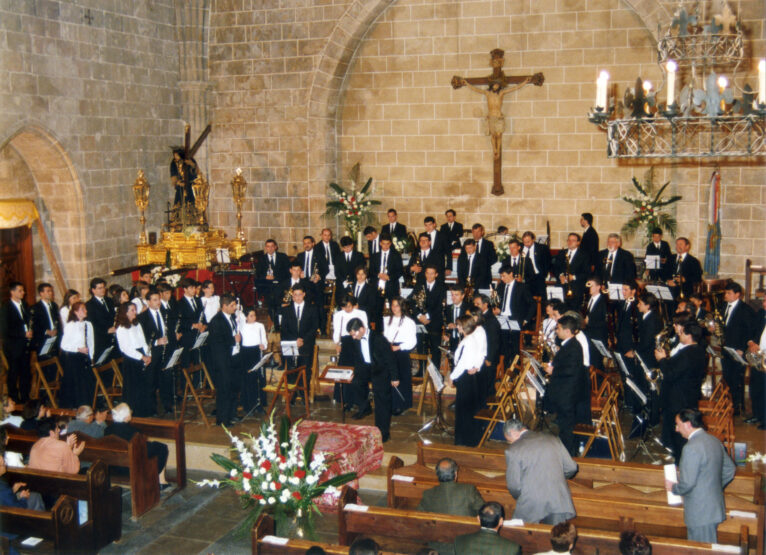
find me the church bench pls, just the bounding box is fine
[251,513,351,554]
[49,407,187,489]
[387,457,762,553]
[3,460,121,550]
[340,486,748,555]
[416,441,764,505]
[0,495,82,553]
[5,427,160,518]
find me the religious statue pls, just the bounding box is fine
[452,49,544,196]
[167,123,211,230]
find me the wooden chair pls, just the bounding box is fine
[574,389,620,459]
[475,362,529,447]
[92,358,124,410]
[309,343,320,403]
[264,365,309,421]
[180,361,216,427]
[31,355,64,408]
[411,352,437,416]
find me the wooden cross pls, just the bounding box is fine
[452,49,544,196]
[172,123,211,228]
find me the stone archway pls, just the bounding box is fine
[0,124,88,294]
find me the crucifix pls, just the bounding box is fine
[452,49,544,196]
[169,122,211,230]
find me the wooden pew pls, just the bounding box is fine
[251,513,350,554]
[0,495,82,553]
[416,441,765,505]
[3,460,121,550]
[388,457,762,553]
[340,486,748,555]
[5,427,160,518]
[49,407,187,489]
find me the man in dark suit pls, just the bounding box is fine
[554,233,589,310]
[279,285,319,384]
[368,234,403,301]
[597,233,636,287]
[665,408,736,543]
[176,277,206,369]
[746,296,766,429]
[256,238,291,327]
[521,231,551,299]
[445,286,472,353]
[667,237,703,300]
[364,226,381,257]
[279,262,314,308]
[295,235,328,330]
[410,265,445,371]
[468,223,497,281]
[208,294,242,426]
[138,290,170,416]
[615,281,645,412]
[503,418,577,525]
[584,277,608,351]
[494,266,534,367]
[423,216,451,273]
[646,227,673,281]
[721,282,756,415]
[456,239,489,289]
[346,266,377,326]
[440,209,464,251]
[656,321,707,461]
[156,282,181,404]
[474,294,500,400]
[406,233,445,286]
[85,278,116,364]
[0,281,33,402]
[334,236,366,289]
[31,282,61,362]
[380,207,407,243]
[579,212,599,269]
[544,315,585,455]
[454,502,520,555]
[347,318,397,441]
[316,228,340,271]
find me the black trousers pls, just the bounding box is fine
[552,402,577,456]
[499,329,520,368]
[5,346,31,402]
[215,354,240,425]
[722,356,745,411]
[334,336,356,405]
[352,363,392,437]
[453,372,481,446]
[60,351,89,408]
[750,368,765,423]
[391,349,413,412]
[122,357,154,418]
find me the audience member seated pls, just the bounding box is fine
[0,398,22,428]
[0,430,44,511]
[453,501,521,555]
[618,531,652,555]
[19,399,51,435]
[67,405,108,439]
[105,402,170,489]
[28,417,84,474]
[349,537,380,555]
[535,521,577,555]
[417,457,485,555]
[0,426,23,469]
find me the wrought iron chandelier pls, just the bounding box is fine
[588,1,765,159]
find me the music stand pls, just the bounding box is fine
[631,352,669,462]
[164,347,184,417]
[418,358,451,435]
[319,365,354,423]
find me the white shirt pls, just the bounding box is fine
[241,321,267,348]
[60,305,71,327]
[587,293,601,312]
[11,300,27,331]
[333,308,368,344]
[360,330,371,363]
[202,295,220,323]
[383,315,417,351]
[60,320,94,359]
[524,244,540,274]
[575,331,591,367]
[116,323,150,362]
[131,297,147,313]
[450,329,487,381]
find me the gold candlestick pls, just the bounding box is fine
[191,174,210,228]
[132,169,150,245]
[230,167,247,241]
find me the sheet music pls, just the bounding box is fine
[478,289,491,297]
[416,324,428,334]
[546,286,564,301]
[326,267,336,280]
[496,315,510,330]
[323,366,354,381]
[164,347,184,370]
[192,331,209,350]
[401,287,413,297]
[590,338,612,359]
[215,248,230,264]
[281,341,299,357]
[664,464,683,505]
[39,336,56,356]
[247,352,272,373]
[613,352,630,377]
[656,285,674,301]
[426,359,445,392]
[94,347,113,366]
[724,346,747,366]
[521,351,546,382]
[645,255,660,270]
[607,282,624,300]
[625,376,647,405]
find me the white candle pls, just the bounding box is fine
[759,59,765,105]
[666,60,677,107]
[596,70,609,110]
[236,167,242,176]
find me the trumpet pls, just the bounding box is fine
[409,251,422,286]
[282,286,294,306]
[655,327,672,357]
[746,349,766,371]
[706,309,725,342]
[672,271,686,300]
[310,259,320,282]
[563,253,573,298]
[464,277,475,301]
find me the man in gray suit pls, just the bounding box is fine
[665,408,736,543]
[417,458,485,554]
[504,418,578,525]
[454,502,520,555]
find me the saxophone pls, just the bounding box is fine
[310,258,320,282]
[409,251,422,286]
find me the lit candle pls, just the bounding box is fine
[759,59,765,105]
[666,60,677,107]
[717,76,728,111]
[236,167,242,176]
[596,70,609,110]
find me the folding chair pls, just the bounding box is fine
[475,362,529,447]
[411,352,437,416]
[309,343,319,404]
[180,361,216,427]
[574,389,619,459]
[32,355,64,408]
[91,358,124,410]
[264,365,309,422]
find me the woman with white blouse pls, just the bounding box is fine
[383,297,417,415]
[239,307,268,415]
[331,294,368,408]
[59,301,94,408]
[449,314,487,446]
[200,280,220,324]
[59,289,81,328]
[115,302,153,417]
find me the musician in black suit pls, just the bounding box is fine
[645,227,673,281]
[469,223,497,280]
[656,321,707,461]
[554,233,589,310]
[597,234,636,286]
[445,285,472,353]
[368,234,403,301]
[0,281,33,402]
[457,239,489,289]
[474,293,501,402]
[666,237,703,300]
[423,216,451,273]
[31,282,61,362]
[721,282,756,415]
[279,262,314,309]
[208,294,242,426]
[407,233,445,286]
[410,265,445,371]
[347,318,397,441]
[317,228,341,271]
[506,240,532,285]
[364,226,381,257]
[138,290,170,415]
[579,212,599,269]
[381,208,408,243]
[615,281,642,411]
[346,266,378,326]
[335,236,366,289]
[637,293,663,423]
[440,209,464,251]
[584,277,608,348]
[279,285,319,385]
[256,239,291,327]
[84,278,117,364]
[494,266,534,368]
[544,315,586,455]
[295,235,328,330]
[521,231,551,299]
[176,277,206,369]
[746,296,766,428]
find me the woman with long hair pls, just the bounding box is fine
[59,289,80,327]
[115,302,152,417]
[383,297,417,415]
[449,314,486,446]
[59,301,94,408]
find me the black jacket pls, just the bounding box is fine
[495,281,535,326]
[581,226,599,267]
[335,251,366,286]
[615,299,638,355]
[410,281,445,333]
[645,240,673,281]
[637,310,663,367]
[31,300,61,354]
[481,310,501,367]
[352,330,397,382]
[723,301,756,352]
[660,343,706,413]
[456,251,489,289]
[345,281,378,323]
[0,300,31,358]
[85,296,116,360]
[255,251,291,283]
[439,221,464,250]
[381,222,408,241]
[368,249,403,299]
[669,253,702,298]
[279,302,319,357]
[548,337,585,410]
[207,311,238,372]
[585,294,608,344]
[597,248,636,284]
[295,249,329,281]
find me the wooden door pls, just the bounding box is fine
[0,226,35,302]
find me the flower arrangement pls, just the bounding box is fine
[325,163,381,238]
[494,231,521,262]
[197,416,356,538]
[149,266,181,288]
[392,235,413,255]
[621,167,681,243]
[745,452,766,464]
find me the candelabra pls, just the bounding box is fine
[191,174,210,228]
[230,167,248,241]
[132,170,150,245]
